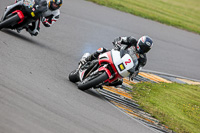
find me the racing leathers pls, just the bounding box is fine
[41,2,60,28]
[113,36,147,76]
[15,0,60,36]
[80,36,147,86]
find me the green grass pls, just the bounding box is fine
[87,0,200,34]
[130,82,200,133]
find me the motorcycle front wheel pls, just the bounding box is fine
[69,69,80,83]
[0,14,20,30]
[78,72,108,91]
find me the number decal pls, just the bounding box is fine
[125,59,131,65]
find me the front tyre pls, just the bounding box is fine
[78,72,108,91]
[0,14,20,30]
[69,69,80,83]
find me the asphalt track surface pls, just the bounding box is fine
[0,0,200,133]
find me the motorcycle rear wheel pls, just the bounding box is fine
[69,69,80,83]
[78,72,108,91]
[0,14,20,30]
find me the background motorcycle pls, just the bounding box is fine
[0,0,47,32]
[69,47,138,91]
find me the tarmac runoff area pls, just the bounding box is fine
[94,70,200,133]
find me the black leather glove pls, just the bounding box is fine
[113,38,121,45]
[112,38,122,50]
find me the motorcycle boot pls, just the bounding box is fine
[80,47,108,65]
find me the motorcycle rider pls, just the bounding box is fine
[15,0,62,36]
[79,36,153,86]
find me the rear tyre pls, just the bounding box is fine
[69,69,80,83]
[0,14,20,30]
[78,72,108,91]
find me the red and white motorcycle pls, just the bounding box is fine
[69,47,138,91]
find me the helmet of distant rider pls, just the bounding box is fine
[49,0,63,10]
[136,36,153,54]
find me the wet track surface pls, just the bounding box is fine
[0,0,200,133]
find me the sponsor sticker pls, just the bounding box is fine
[31,12,35,17]
[24,0,35,8]
[118,63,125,71]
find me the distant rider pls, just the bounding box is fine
[80,36,153,86]
[15,0,62,36]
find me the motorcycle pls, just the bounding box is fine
[69,46,138,91]
[0,0,47,32]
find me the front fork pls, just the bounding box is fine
[98,64,112,83]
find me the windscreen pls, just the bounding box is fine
[127,47,138,67]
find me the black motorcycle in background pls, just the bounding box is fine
[0,0,47,32]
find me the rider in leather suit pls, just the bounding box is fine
[80,36,153,86]
[15,0,62,36]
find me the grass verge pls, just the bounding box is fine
[130,82,200,133]
[87,0,200,34]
